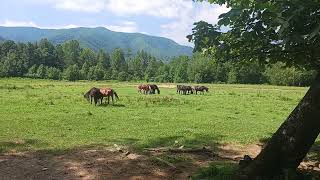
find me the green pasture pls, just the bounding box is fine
[0,78,308,153]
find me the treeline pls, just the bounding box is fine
[0,39,316,86]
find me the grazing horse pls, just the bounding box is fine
[185,86,194,94]
[84,87,103,106]
[138,84,150,94]
[177,85,182,94]
[100,88,119,105]
[177,85,193,95]
[149,84,160,94]
[194,86,209,95]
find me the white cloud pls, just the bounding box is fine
[106,0,192,18]
[160,2,229,46]
[42,0,193,17]
[60,24,81,29]
[0,19,38,27]
[105,21,138,33]
[0,20,88,29]
[54,0,106,13]
[27,0,107,13]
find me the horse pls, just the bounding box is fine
[149,84,160,94]
[177,85,182,94]
[185,86,194,95]
[138,84,150,94]
[177,85,193,95]
[194,86,209,95]
[84,87,103,106]
[100,88,119,105]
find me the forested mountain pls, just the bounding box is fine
[0,26,192,59]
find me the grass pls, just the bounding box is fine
[0,78,308,153]
[192,162,238,180]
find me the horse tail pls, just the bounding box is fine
[114,91,119,100]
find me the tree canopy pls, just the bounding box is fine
[191,0,320,69]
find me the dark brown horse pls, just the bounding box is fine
[177,85,193,95]
[194,86,209,95]
[84,87,103,106]
[100,88,119,104]
[149,84,160,94]
[138,84,150,94]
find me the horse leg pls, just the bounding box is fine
[108,96,110,105]
[112,95,114,105]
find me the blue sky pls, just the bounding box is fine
[0,0,229,46]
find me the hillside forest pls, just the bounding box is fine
[0,38,316,86]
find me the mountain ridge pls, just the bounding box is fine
[0,26,193,59]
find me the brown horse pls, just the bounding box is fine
[100,88,119,105]
[138,84,150,94]
[84,87,103,106]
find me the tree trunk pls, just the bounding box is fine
[238,73,320,179]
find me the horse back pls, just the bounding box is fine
[100,88,112,96]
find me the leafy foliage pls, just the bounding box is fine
[63,65,80,81]
[193,0,320,70]
[187,21,221,53]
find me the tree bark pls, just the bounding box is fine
[238,73,320,179]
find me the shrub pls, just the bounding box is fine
[63,64,80,81]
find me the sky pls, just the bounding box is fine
[0,0,229,46]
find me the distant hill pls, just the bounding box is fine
[0,26,193,59]
[0,36,5,42]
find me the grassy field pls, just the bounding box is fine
[0,78,308,153]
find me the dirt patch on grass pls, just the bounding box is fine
[0,146,211,180]
[0,143,319,180]
[216,143,261,161]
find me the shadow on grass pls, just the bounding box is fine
[307,140,320,164]
[0,139,48,153]
[0,135,226,180]
[192,162,238,180]
[1,135,319,179]
[104,134,231,152]
[0,134,242,179]
[97,103,126,108]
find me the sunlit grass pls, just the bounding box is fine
[0,78,308,152]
